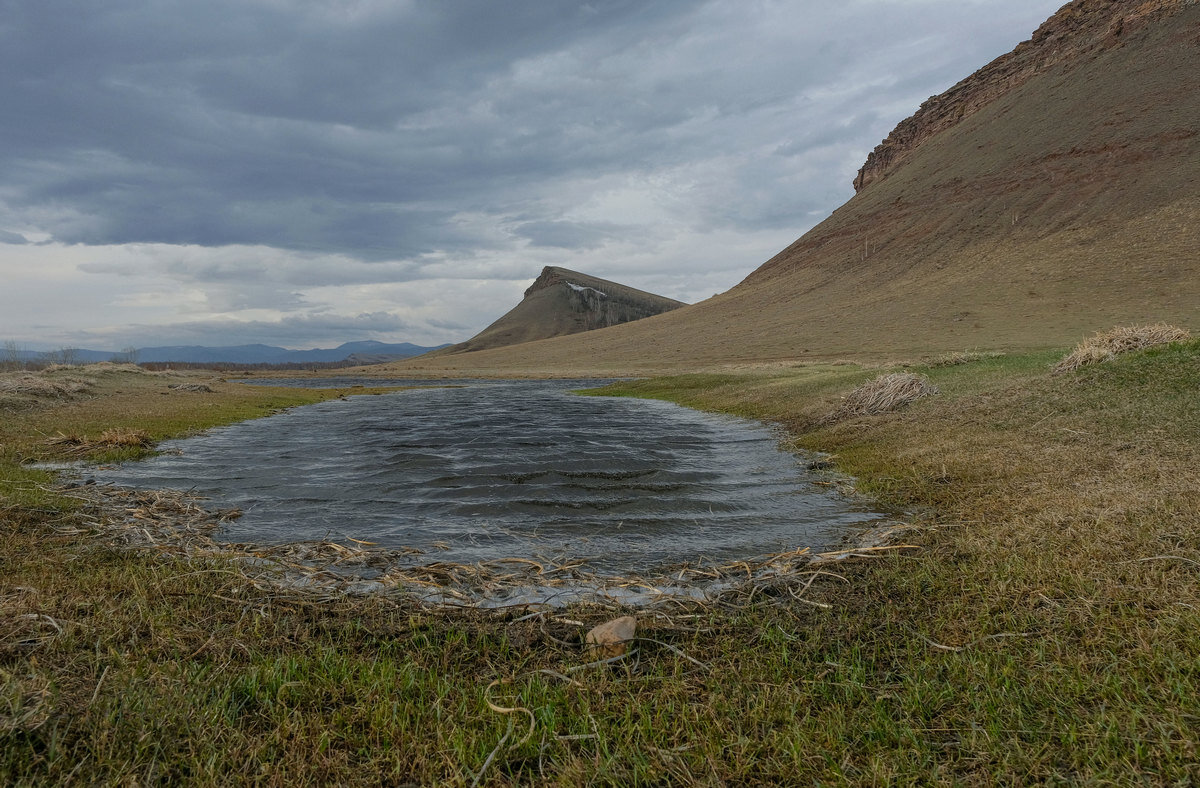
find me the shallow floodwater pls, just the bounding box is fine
[93,380,886,572]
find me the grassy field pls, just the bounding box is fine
[2,343,1199,784]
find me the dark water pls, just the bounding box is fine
[93,380,886,572]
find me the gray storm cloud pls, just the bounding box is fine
[0,0,1066,348]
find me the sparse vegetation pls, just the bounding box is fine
[40,347,82,367]
[109,346,139,365]
[1,341,22,372]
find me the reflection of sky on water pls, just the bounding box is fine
[95,380,888,572]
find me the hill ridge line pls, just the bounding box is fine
[854,0,1191,192]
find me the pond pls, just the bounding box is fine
[93,379,887,573]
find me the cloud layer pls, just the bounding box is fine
[0,0,1065,349]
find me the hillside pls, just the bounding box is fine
[436,266,686,354]
[391,0,1199,375]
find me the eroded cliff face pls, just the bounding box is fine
[442,266,686,353]
[522,266,593,298]
[520,267,682,333]
[853,0,1191,192]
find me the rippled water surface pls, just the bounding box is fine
[94,380,886,571]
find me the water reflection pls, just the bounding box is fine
[94,380,886,572]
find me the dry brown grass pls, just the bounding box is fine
[0,374,93,399]
[1053,323,1192,373]
[0,373,95,412]
[43,428,154,457]
[926,350,1004,368]
[96,428,154,448]
[86,362,148,374]
[828,372,939,421]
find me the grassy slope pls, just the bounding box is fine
[3,345,1199,784]
[389,7,1199,376]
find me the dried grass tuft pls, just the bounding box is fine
[89,362,148,374]
[0,374,93,399]
[927,350,1003,368]
[828,373,939,422]
[1053,324,1191,374]
[97,428,154,448]
[45,428,153,456]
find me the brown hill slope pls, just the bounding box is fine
[395,0,1199,375]
[437,266,686,354]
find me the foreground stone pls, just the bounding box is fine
[585,616,637,659]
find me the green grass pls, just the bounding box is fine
[3,347,1200,784]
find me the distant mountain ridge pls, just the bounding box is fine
[438,266,686,354]
[16,340,446,365]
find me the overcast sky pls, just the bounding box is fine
[0,0,1065,351]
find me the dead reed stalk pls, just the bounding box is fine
[1053,324,1191,373]
[926,350,1002,368]
[828,372,939,422]
[44,429,154,457]
[97,428,154,448]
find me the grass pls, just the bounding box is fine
[3,342,1200,784]
[585,338,1200,782]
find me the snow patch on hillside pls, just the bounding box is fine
[567,282,607,298]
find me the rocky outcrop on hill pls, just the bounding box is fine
[444,266,685,353]
[854,0,1192,192]
[390,0,1198,373]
